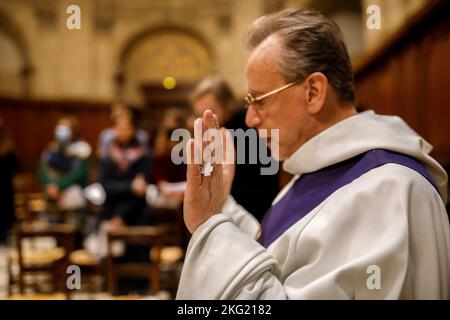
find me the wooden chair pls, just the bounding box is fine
[10,223,77,298]
[106,226,166,296]
[151,206,187,249]
[69,249,102,294]
[150,207,186,296]
[13,192,47,223]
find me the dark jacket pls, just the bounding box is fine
[37,141,90,190]
[99,138,151,226]
[224,108,280,222]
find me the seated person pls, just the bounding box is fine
[38,116,91,220]
[98,116,151,228]
[98,101,148,159]
[98,117,152,294]
[151,107,187,205]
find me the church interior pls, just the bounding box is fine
[0,0,449,300]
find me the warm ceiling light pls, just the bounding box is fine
[162,76,176,90]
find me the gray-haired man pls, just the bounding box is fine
[177,9,449,299]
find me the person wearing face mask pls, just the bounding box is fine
[38,116,91,220]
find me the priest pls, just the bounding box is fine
[176,9,450,299]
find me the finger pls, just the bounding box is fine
[194,118,203,165]
[203,111,214,166]
[203,112,221,164]
[186,139,201,186]
[209,126,223,179]
[222,127,235,166]
[203,109,219,131]
[212,116,223,165]
[204,134,222,167]
[212,113,220,129]
[202,132,211,165]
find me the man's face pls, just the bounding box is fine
[192,93,225,123]
[245,35,311,161]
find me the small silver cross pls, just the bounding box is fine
[202,163,214,177]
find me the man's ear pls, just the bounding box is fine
[304,72,328,114]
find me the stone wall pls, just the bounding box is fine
[0,0,430,102]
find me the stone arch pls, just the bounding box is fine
[0,8,32,96]
[116,24,214,103]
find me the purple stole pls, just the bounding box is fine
[258,149,438,248]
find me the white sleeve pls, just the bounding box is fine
[221,196,260,239]
[176,165,450,300]
[176,213,286,299]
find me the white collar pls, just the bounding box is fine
[282,110,433,176]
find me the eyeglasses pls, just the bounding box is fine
[245,80,300,114]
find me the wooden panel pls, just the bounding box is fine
[354,0,450,166]
[0,97,111,171]
[423,27,450,165]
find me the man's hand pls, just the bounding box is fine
[183,110,235,234]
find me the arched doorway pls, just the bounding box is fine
[117,26,213,127]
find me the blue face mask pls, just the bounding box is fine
[55,125,72,143]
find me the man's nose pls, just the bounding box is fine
[245,105,262,128]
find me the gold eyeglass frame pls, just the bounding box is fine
[244,80,300,113]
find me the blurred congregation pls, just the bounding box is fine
[0,0,449,299]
